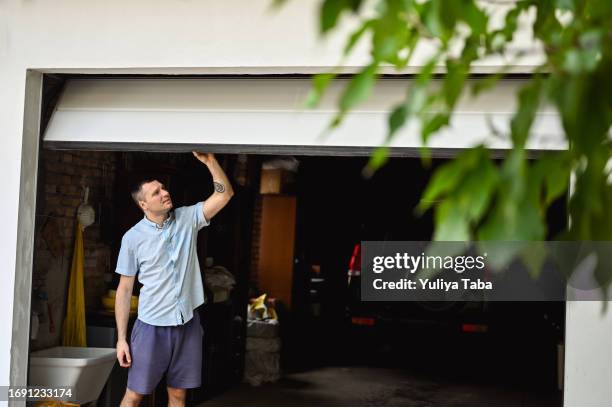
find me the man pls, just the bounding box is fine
[115,152,234,407]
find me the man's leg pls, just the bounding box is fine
[166,312,204,391]
[167,387,187,407]
[127,320,172,402]
[120,388,144,407]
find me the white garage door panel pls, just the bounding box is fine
[43,78,566,154]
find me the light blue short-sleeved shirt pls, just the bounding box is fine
[115,202,209,326]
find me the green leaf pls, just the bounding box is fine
[513,200,546,241]
[510,79,542,147]
[562,49,583,74]
[461,0,487,36]
[422,0,446,41]
[501,149,527,200]
[321,0,348,34]
[394,28,419,69]
[339,64,378,113]
[478,195,545,241]
[419,155,469,212]
[305,73,337,108]
[548,75,583,143]
[544,170,569,205]
[371,0,410,63]
[421,112,450,142]
[444,59,468,108]
[439,0,459,34]
[417,146,486,213]
[579,29,602,50]
[406,85,428,116]
[433,200,470,241]
[576,29,603,73]
[501,7,520,41]
[535,153,571,205]
[347,0,362,12]
[461,34,480,64]
[388,103,408,140]
[534,1,561,41]
[520,241,548,279]
[555,0,574,11]
[344,20,374,55]
[373,34,401,62]
[363,146,389,178]
[457,157,498,222]
[417,55,440,86]
[419,145,432,168]
[270,0,288,9]
[475,203,504,241]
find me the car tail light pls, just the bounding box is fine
[348,243,361,277]
[461,323,488,333]
[351,317,376,326]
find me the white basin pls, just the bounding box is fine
[29,346,116,404]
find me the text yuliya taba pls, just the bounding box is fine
[373,278,493,291]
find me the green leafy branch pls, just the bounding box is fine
[279,0,612,286]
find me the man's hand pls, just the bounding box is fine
[192,151,216,166]
[117,339,132,368]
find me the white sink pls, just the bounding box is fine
[29,346,116,404]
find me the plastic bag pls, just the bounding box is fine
[247,294,278,321]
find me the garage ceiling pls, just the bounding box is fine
[43,78,566,156]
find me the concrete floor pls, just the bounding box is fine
[198,366,562,407]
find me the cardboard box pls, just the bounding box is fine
[260,168,294,194]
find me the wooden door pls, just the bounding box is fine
[257,195,296,309]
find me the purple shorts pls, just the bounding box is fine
[127,311,203,394]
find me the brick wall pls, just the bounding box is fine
[31,150,117,350]
[249,195,263,292]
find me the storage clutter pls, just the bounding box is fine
[34,400,79,407]
[203,257,236,303]
[259,157,298,194]
[243,294,281,386]
[100,289,138,314]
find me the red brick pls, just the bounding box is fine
[46,162,63,173]
[45,172,63,184]
[45,196,61,206]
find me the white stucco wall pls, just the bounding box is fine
[564,301,612,407]
[0,1,607,406]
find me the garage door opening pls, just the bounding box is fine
[28,145,565,406]
[20,74,568,405]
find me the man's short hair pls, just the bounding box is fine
[131,178,157,207]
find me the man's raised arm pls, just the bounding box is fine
[192,152,234,221]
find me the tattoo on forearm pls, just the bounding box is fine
[214,182,226,193]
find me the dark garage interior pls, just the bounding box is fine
[30,146,566,406]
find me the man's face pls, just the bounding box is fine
[140,180,173,214]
